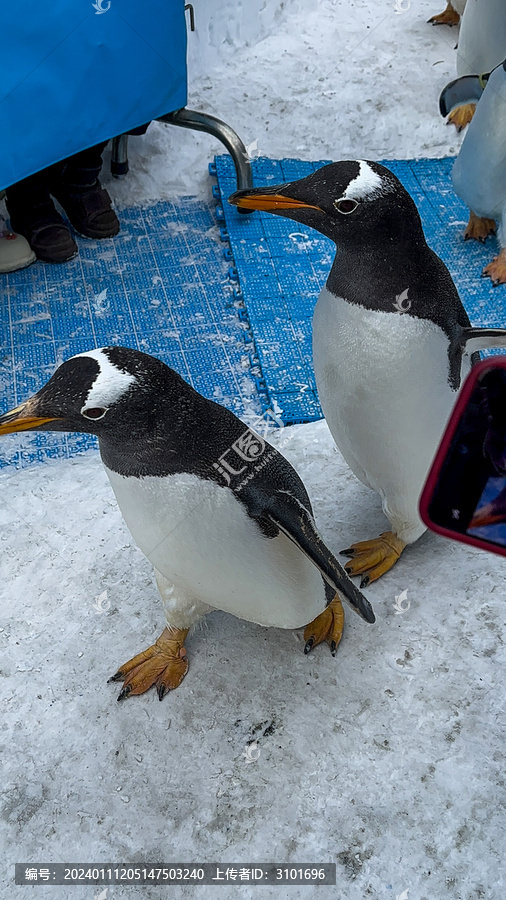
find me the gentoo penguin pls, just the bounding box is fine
[229,160,506,585]
[0,347,375,700]
[449,60,506,284]
[445,0,506,131]
[428,0,466,27]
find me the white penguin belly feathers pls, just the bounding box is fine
[312,287,460,544]
[457,0,506,77]
[104,466,327,629]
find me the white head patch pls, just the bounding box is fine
[343,160,385,201]
[73,348,137,410]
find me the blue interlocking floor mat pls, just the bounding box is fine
[0,197,259,468]
[212,155,503,424]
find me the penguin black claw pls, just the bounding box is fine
[303,596,345,656]
[117,685,132,702]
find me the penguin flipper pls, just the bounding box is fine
[258,489,375,623]
[459,327,506,356]
[449,325,506,381]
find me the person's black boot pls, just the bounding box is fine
[6,174,78,264]
[50,142,120,239]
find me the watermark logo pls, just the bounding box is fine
[93,590,111,614]
[393,589,410,615]
[92,0,111,14]
[213,429,266,485]
[245,139,260,160]
[93,288,110,315]
[213,411,284,491]
[393,0,410,12]
[396,890,409,900]
[393,288,411,314]
[242,741,261,764]
[249,408,285,439]
[95,889,108,900]
[234,429,266,462]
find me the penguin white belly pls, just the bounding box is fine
[312,288,457,543]
[453,0,467,15]
[452,63,506,231]
[104,467,326,630]
[457,0,506,76]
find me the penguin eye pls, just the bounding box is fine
[82,407,108,420]
[333,198,359,215]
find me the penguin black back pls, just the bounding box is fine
[230,159,472,382]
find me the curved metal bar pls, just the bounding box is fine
[111,134,129,177]
[184,4,195,31]
[159,107,254,204]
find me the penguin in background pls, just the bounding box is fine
[441,60,506,284]
[428,0,466,28]
[0,347,375,701]
[230,160,506,585]
[443,0,506,131]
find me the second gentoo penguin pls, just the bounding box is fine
[0,347,374,701]
[230,160,506,585]
[449,60,506,284]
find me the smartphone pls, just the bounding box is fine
[420,356,506,557]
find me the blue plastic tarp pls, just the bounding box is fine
[0,0,188,189]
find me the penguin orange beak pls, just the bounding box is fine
[229,189,322,213]
[0,399,61,434]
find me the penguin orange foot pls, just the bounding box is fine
[304,595,344,657]
[340,532,406,587]
[447,103,476,132]
[108,627,189,701]
[464,211,496,242]
[428,3,461,26]
[483,250,506,287]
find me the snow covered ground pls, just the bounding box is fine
[107,0,466,204]
[2,1,505,899]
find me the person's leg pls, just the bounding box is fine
[50,141,119,239]
[5,171,77,264]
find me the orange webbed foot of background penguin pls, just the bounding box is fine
[427,3,460,26]
[447,103,476,132]
[340,531,406,587]
[108,626,189,701]
[464,211,496,243]
[303,595,345,657]
[482,249,506,287]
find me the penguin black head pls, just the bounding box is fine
[0,347,189,442]
[229,160,424,246]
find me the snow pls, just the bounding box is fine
[107,0,466,205]
[2,2,505,899]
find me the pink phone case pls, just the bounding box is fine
[419,355,506,557]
